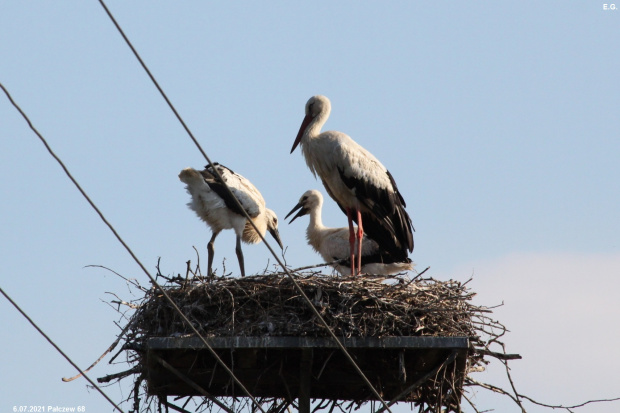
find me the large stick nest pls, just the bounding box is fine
[104,266,514,413]
[138,273,479,340]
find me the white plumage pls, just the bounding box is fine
[290,95,414,276]
[179,163,282,277]
[286,190,413,276]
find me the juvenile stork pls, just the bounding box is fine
[179,163,283,277]
[290,95,414,276]
[286,190,413,276]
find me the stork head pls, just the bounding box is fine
[290,95,332,154]
[285,189,323,223]
[264,208,283,250]
[178,167,202,185]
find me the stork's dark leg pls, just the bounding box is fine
[346,208,356,277]
[356,209,363,275]
[207,231,219,278]
[235,235,246,277]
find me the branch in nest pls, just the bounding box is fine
[519,394,620,411]
[477,349,522,361]
[97,366,140,384]
[62,316,137,382]
[85,264,147,292]
[467,377,620,412]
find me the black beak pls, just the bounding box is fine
[285,202,308,224]
[269,227,283,250]
[291,114,312,154]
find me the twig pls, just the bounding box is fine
[192,246,203,278]
[272,261,345,276]
[97,366,141,384]
[160,399,193,413]
[85,264,147,292]
[519,394,620,411]
[477,349,522,360]
[62,316,137,382]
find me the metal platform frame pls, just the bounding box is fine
[145,336,469,412]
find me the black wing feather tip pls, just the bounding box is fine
[201,163,246,217]
[337,167,414,255]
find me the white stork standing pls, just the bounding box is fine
[286,190,414,276]
[290,95,414,276]
[179,163,283,277]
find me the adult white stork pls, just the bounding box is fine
[290,95,414,276]
[179,163,283,277]
[286,190,414,276]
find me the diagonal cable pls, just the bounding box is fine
[0,82,267,413]
[0,286,125,413]
[95,2,393,410]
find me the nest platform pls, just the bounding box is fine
[111,270,498,413]
[145,335,468,404]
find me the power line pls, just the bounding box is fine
[0,81,266,413]
[95,3,393,410]
[0,286,125,413]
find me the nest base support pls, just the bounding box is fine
[299,348,312,413]
[144,336,469,405]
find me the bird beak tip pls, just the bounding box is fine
[269,228,284,250]
[284,203,301,221]
[285,203,309,224]
[291,114,311,154]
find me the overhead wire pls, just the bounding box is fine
[0,286,125,413]
[95,2,394,411]
[0,82,267,413]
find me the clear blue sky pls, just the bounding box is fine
[1,2,619,412]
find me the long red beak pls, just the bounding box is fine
[290,114,312,154]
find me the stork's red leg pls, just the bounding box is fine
[356,209,363,275]
[346,207,356,277]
